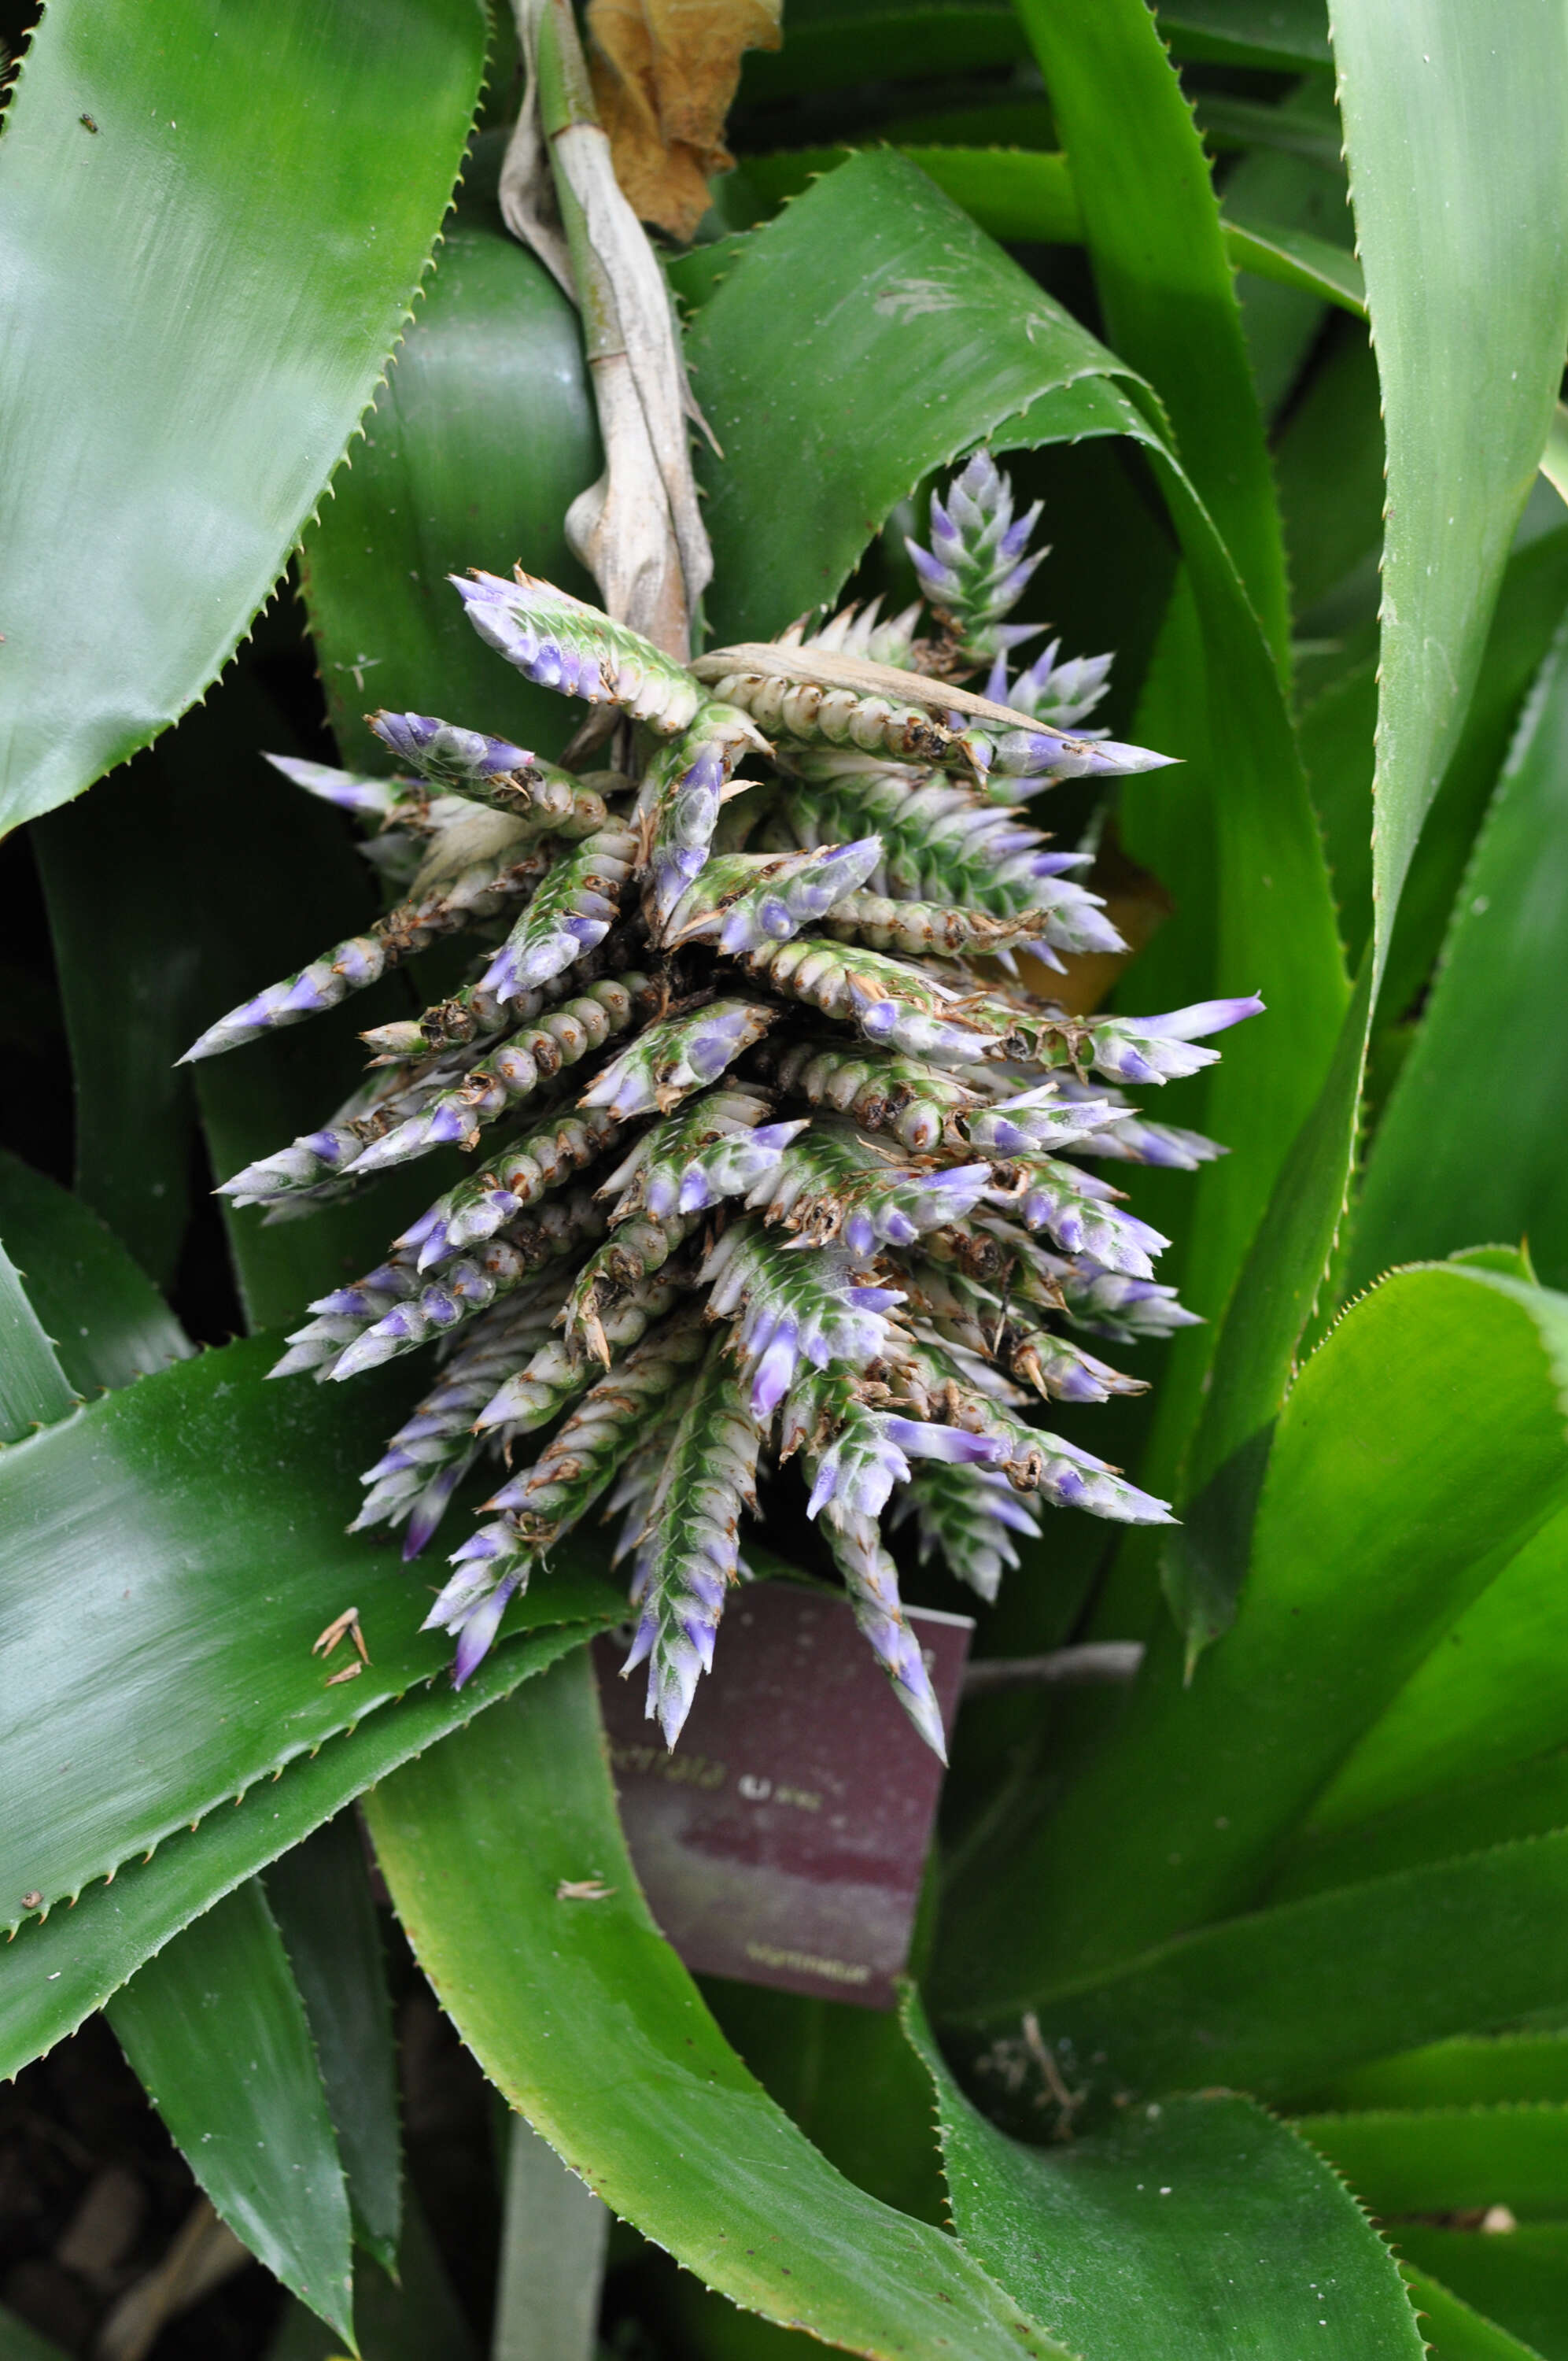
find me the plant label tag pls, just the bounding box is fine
[593,1582,972,2009]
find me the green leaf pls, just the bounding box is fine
[1204,82,1353,420]
[1378,525,1568,1029]
[32,778,199,1288]
[739,4,1023,99]
[364,1656,1069,2361]
[0,2311,71,2361]
[0,1151,191,1399]
[1352,617,1568,1291]
[686,150,1346,1467]
[1296,2106,1568,2220]
[735,0,1330,106]
[1330,0,1568,967]
[0,1335,622,1931]
[1299,664,1378,966]
[1399,2231,1568,2361]
[1158,0,1329,67]
[1300,1495,1568,1854]
[0,0,489,836]
[1147,0,1568,1659]
[905,1994,1423,2359]
[935,1265,1568,2004]
[739,146,1363,322]
[1222,215,1365,317]
[1195,87,1345,170]
[33,646,432,1329]
[1276,332,1385,626]
[1400,2268,1550,2361]
[1314,2034,1568,2113]
[1015,0,1288,662]
[0,1620,588,2087]
[943,1828,1568,2109]
[1271,1742,1568,1905]
[0,1235,74,1443]
[701,1979,948,2226]
[265,2195,478,2361]
[108,1879,355,2342]
[299,141,600,774]
[267,1814,402,2272]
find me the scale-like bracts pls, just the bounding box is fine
[183,456,1261,1757]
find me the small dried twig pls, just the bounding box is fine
[312,1605,370,1664]
[961,1642,1143,1698]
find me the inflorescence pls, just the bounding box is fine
[183,455,1260,1757]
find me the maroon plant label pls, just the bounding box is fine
[593,1582,972,2008]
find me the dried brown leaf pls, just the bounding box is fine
[587,0,782,241]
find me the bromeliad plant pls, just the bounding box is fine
[183,456,1257,1751]
[10,2,1568,2358]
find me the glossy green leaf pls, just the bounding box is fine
[944,1828,1568,2110]
[366,1657,1068,2361]
[1147,0,1568,1659]
[0,0,489,836]
[1399,2231,1568,2361]
[1276,332,1385,626]
[1301,1496,1568,1851]
[906,1996,1422,2359]
[1400,2268,1548,2361]
[688,153,1136,640]
[1377,523,1568,1029]
[1353,619,1568,1292]
[33,651,432,1329]
[1315,2035,1568,2114]
[0,1236,73,1443]
[0,1335,622,1931]
[701,1979,948,2227]
[267,1814,401,2271]
[1016,0,1287,660]
[1196,89,1345,170]
[1200,81,1352,419]
[1271,1742,1568,1905]
[1299,664,1378,966]
[300,141,600,774]
[0,1620,588,2086]
[32,774,199,1288]
[1330,0,1568,966]
[737,145,1363,320]
[1297,2107,1568,2220]
[687,150,1346,1465]
[109,1879,355,2341]
[1223,216,1364,316]
[935,1265,1568,2004]
[265,2197,478,2361]
[0,1151,190,1400]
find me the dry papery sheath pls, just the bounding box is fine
[184,455,1260,1757]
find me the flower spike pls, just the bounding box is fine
[192,456,1258,1750]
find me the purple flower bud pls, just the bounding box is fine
[843,1210,878,1254]
[452,1573,520,1687]
[371,711,530,780]
[403,1461,468,1560]
[881,1418,1010,1469]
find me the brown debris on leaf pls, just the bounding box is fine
[586,0,783,241]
